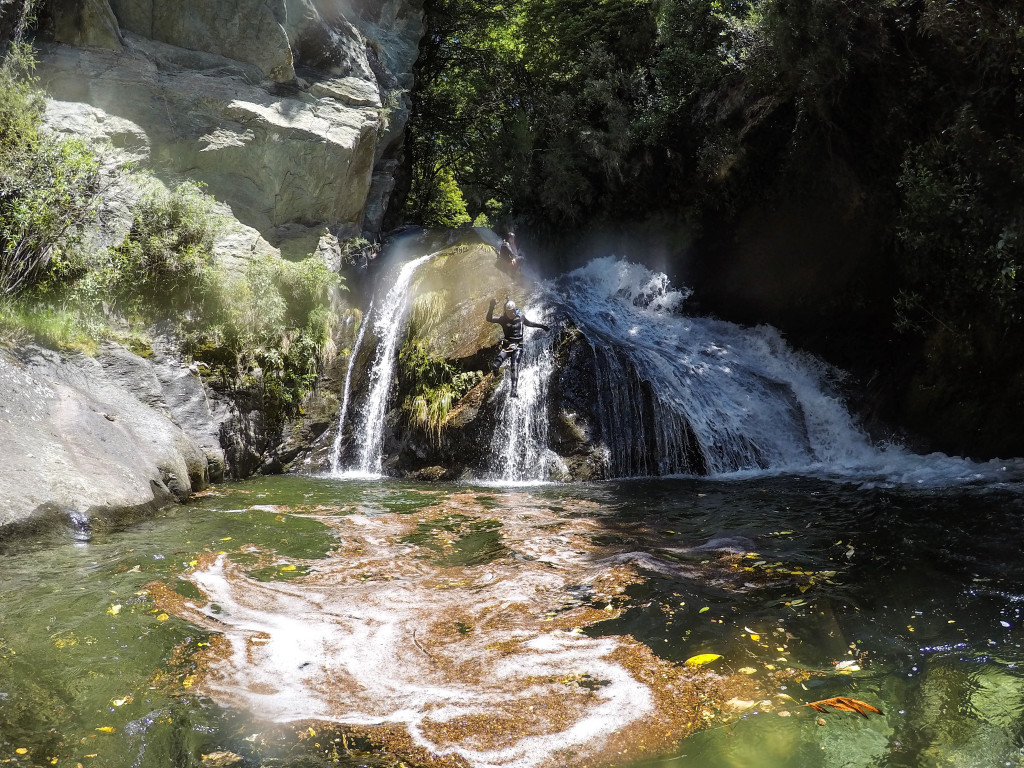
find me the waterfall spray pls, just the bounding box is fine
[354,252,439,476]
[328,298,374,475]
[486,306,558,482]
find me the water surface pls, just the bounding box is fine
[3,474,1024,767]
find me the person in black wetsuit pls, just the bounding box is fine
[498,231,520,267]
[485,297,549,397]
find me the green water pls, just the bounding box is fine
[3,475,1024,767]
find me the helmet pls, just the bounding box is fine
[504,299,517,313]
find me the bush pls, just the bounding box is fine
[107,180,220,317]
[398,338,482,443]
[183,253,343,432]
[0,43,100,298]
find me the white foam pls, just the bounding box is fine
[178,509,666,768]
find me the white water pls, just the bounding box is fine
[353,252,438,476]
[526,257,1023,486]
[328,298,374,474]
[341,253,1023,487]
[485,305,562,483]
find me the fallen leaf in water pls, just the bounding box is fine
[738,667,757,675]
[16,748,27,754]
[698,606,710,614]
[805,697,884,718]
[96,726,115,733]
[157,613,169,622]
[684,653,722,667]
[107,604,122,616]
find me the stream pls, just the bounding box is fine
[4,470,1024,768]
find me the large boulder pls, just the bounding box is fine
[0,342,227,531]
[36,0,424,257]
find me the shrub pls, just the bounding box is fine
[107,180,220,317]
[0,43,100,298]
[398,338,482,443]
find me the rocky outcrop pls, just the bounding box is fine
[36,0,424,258]
[301,237,615,481]
[0,341,229,530]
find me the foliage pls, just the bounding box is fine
[106,180,220,317]
[0,42,100,298]
[183,254,342,433]
[894,107,1024,337]
[404,0,1024,392]
[398,338,482,442]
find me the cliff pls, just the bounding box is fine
[36,0,424,259]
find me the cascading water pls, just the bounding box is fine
[328,297,374,474]
[549,257,877,477]
[351,252,438,476]
[481,257,880,482]
[485,304,560,483]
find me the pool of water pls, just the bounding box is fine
[3,474,1024,768]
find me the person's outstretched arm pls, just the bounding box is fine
[485,298,501,323]
[523,315,549,331]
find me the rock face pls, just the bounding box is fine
[306,237,620,481]
[36,0,424,257]
[0,342,228,530]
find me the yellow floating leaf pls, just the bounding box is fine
[157,613,169,622]
[220,537,232,541]
[107,604,122,616]
[308,727,316,737]
[96,726,115,733]
[111,696,132,707]
[738,667,757,675]
[684,653,722,667]
[280,564,297,571]
[698,606,710,614]
[750,634,761,642]
[16,748,28,754]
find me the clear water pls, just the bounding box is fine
[4,472,1024,767]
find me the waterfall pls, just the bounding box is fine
[328,298,374,475]
[544,257,877,478]
[485,305,560,483]
[353,252,438,476]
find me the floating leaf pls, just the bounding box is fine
[749,633,760,642]
[16,748,27,754]
[684,653,722,667]
[157,613,169,622]
[698,606,710,614]
[280,564,297,572]
[804,697,883,718]
[107,604,122,616]
[738,667,757,675]
[96,726,116,733]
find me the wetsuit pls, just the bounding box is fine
[498,234,519,265]
[486,299,548,396]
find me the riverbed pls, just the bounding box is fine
[3,472,1024,767]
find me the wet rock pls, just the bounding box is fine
[0,342,230,529]
[200,751,243,768]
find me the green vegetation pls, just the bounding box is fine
[0,41,99,299]
[0,41,342,437]
[398,339,482,443]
